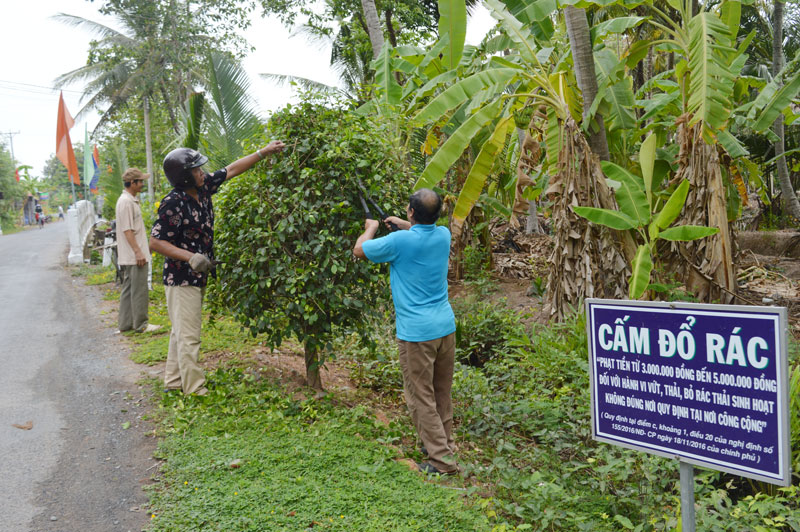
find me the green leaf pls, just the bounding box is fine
[629,245,653,300]
[372,42,401,105]
[686,12,737,129]
[658,225,719,241]
[545,106,561,169]
[654,179,689,229]
[639,133,657,207]
[414,69,520,124]
[415,99,504,190]
[591,16,647,45]
[438,0,467,70]
[601,161,649,225]
[638,92,680,121]
[453,115,513,223]
[752,69,800,132]
[719,0,742,40]
[502,0,556,41]
[572,206,638,230]
[591,49,636,131]
[484,0,539,64]
[716,130,749,158]
[625,39,652,70]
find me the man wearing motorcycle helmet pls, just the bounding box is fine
[149,141,285,395]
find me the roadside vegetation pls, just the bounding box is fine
[48,0,800,529]
[77,262,800,531]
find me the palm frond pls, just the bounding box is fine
[51,13,133,44]
[203,52,263,169]
[260,73,342,95]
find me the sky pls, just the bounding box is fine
[0,1,495,179]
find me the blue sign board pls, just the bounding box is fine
[586,299,791,486]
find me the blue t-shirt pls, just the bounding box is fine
[362,224,456,342]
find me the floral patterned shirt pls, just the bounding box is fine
[150,168,228,287]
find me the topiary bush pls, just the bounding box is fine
[210,98,410,389]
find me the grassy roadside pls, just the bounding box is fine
[77,264,496,531]
[78,264,800,531]
[146,371,491,531]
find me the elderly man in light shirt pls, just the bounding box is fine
[116,168,160,333]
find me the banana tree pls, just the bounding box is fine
[573,133,718,298]
[638,0,800,301]
[405,0,634,317]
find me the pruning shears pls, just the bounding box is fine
[356,177,398,232]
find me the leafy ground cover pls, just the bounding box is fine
[145,371,492,531]
[80,263,800,531]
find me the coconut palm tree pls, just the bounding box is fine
[53,12,171,202]
[771,0,800,220]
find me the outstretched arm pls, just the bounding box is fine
[225,140,286,179]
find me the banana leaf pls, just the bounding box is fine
[372,43,402,105]
[439,0,467,70]
[414,69,519,124]
[572,206,638,230]
[629,244,653,299]
[452,114,513,223]
[658,225,719,241]
[686,12,737,129]
[638,134,657,209]
[485,0,539,64]
[593,49,637,131]
[653,179,689,230]
[415,99,504,189]
[591,16,647,45]
[601,161,649,225]
[716,130,749,158]
[752,70,800,132]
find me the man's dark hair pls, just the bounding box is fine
[123,181,132,188]
[409,188,442,225]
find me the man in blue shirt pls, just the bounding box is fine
[353,188,458,475]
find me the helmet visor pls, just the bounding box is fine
[184,152,208,170]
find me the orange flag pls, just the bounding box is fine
[56,92,80,185]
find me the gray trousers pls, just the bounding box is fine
[397,333,457,473]
[118,264,149,332]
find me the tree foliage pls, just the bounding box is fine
[211,99,411,389]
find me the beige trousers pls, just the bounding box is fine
[164,286,206,394]
[397,333,457,473]
[118,264,149,332]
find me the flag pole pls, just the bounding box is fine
[84,124,91,201]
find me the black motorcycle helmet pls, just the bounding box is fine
[163,148,208,189]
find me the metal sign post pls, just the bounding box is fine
[586,299,791,530]
[680,461,695,532]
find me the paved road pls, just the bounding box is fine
[0,222,155,531]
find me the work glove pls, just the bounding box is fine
[189,253,212,273]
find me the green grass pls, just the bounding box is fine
[146,370,492,531]
[122,285,263,365]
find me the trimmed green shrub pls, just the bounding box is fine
[211,98,410,389]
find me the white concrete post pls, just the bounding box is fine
[67,200,97,265]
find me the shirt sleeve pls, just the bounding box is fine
[151,196,181,241]
[362,232,399,264]
[205,168,228,195]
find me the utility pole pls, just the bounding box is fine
[0,131,20,166]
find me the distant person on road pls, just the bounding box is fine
[116,168,160,334]
[149,142,285,396]
[353,188,458,476]
[58,206,64,220]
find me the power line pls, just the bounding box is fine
[0,79,86,95]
